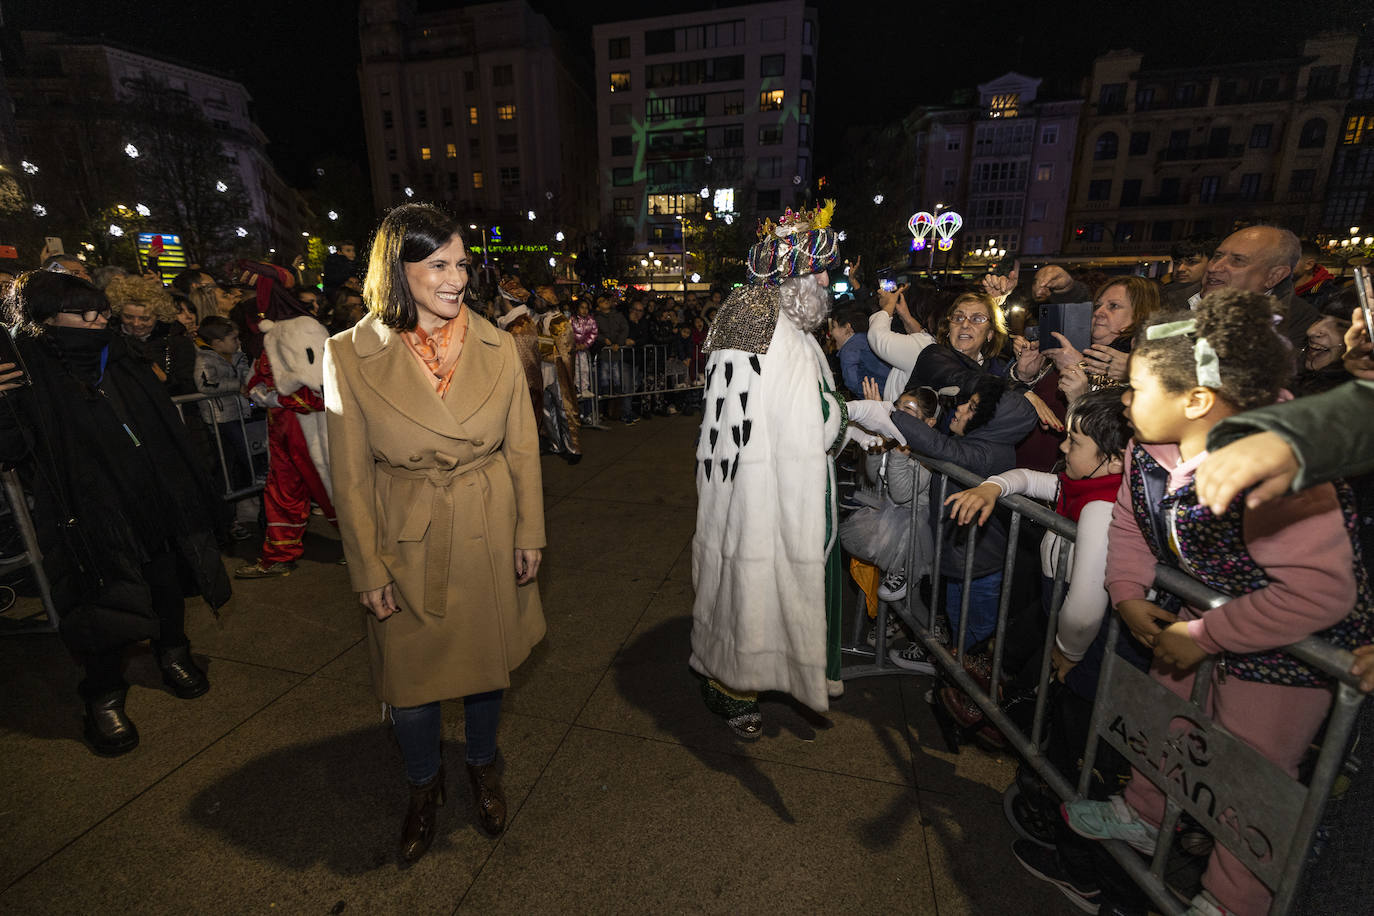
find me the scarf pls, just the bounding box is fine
[1055,471,1122,522]
[402,307,468,397]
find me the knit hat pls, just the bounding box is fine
[746,199,841,286]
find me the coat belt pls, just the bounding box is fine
[376,451,500,617]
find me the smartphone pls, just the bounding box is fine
[879,279,897,293]
[1356,267,1374,342]
[0,324,32,387]
[44,237,63,257]
[1038,302,1094,353]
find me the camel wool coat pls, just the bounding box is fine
[324,310,546,707]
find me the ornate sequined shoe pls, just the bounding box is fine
[700,677,763,740]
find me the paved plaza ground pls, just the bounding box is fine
[0,415,1075,915]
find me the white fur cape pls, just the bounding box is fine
[689,312,843,713]
[260,315,332,501]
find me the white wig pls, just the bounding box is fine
[777,274,831,333]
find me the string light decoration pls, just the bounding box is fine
[934,210,963,251]
[908,211,935,252]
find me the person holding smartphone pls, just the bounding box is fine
[0,270,230,757]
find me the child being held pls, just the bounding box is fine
[1061,290,1372,916]
[843,386,941,647]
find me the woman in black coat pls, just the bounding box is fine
[0,271,230,757]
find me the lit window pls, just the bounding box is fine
[988,93,1019,118]
[446,143,457,159]
[420,147,432,161]
[759,89,784,111]
[610,71,631,93]
[498,104,516,121]
[1036,163,1053,182]
[472,170,484,189]
[1345,115,1369,145]
[468,106,479,125]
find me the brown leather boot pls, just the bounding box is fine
[399,765,446,864]
[467,761,507,836]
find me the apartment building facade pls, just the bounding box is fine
[3,30,307,255]
[358,0,597,239]
[914,72,1082,259]
[1063,35,1359,257]
[592,1,818,274]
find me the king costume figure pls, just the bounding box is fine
[690,202,884,738]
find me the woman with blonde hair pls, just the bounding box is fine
[1014,275,1163,402]
[106,274,197,394]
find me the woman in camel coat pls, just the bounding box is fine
[324,204,545,860]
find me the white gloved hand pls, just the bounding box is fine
[843,426,884,451]
[248,383,282,409]
[845,400,907,446]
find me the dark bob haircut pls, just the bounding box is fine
[4,269,111,336]
[363,203,469,331]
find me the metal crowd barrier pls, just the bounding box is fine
[0,467,59,633]
[840,451,1366,916]
[584,345,704,427]
[170,392,267,501]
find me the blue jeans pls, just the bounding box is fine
[389,689,504,785]
[944,571,1004,649]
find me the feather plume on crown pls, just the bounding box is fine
[747,199,841,286]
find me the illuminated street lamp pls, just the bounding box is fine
[31,204,46,216]
[135,203,151,217]
[108,224,124,237]
[327,210,339,221]
[20,160,38,175]
[124,144,139,159]
[468,223,490,266]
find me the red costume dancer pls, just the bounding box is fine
[235,314,338,578]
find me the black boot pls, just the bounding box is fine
[83,685,139,757]
[467,760,508,836]
[400,765,446,864]
[157,644,209,699]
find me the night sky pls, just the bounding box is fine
[8,0,1370,192]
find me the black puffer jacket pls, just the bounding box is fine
[0,328,230,655]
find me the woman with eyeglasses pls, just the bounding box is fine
[0,270,230,757]
[910,290,1062,462]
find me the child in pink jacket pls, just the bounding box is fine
[1061,291,1371,916]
